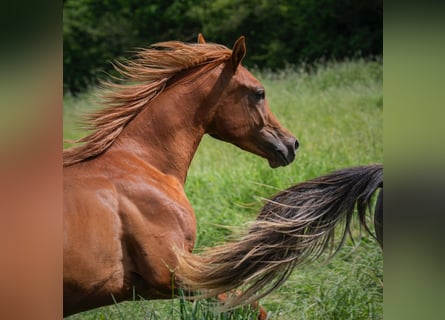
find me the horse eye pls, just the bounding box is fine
[255,89,265,100]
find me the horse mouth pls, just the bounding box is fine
[267,145,296,168]
[268,153,289,168]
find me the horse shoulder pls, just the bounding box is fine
[114,166,197,250]
[106,160,198,292]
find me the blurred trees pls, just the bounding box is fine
[64,0,382,94]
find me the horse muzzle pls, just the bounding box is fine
[266,136,299,168]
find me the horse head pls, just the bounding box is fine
[207,36,298,168]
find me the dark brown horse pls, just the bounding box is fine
[177,164,383,310]
[63,35,297,316]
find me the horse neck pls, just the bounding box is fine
[113,64,226,185]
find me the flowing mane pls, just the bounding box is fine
[63,41,232,167]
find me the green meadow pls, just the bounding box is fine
[64,59,383,319]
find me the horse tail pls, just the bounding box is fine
[175,164,383,310]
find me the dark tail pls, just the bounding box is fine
[176,164,383,310]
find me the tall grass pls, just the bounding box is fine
[64,59,382,319]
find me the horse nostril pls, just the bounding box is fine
[294,139,300,151]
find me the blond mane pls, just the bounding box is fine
[63,41,232,167]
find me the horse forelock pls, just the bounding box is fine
[63,41,232,167]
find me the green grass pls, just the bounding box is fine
[64,59,383,319]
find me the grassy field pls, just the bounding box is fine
[64,59,383,319]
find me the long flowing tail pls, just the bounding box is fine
[176,164,383,310]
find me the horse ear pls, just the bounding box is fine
[231,36,246,71]
[197,33,206,44]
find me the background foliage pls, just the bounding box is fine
[63,0,382,93]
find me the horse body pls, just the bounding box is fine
[63,36,297,316]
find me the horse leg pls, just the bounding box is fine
[217,292,269,320]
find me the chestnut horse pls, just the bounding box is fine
[63,35,297,316]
